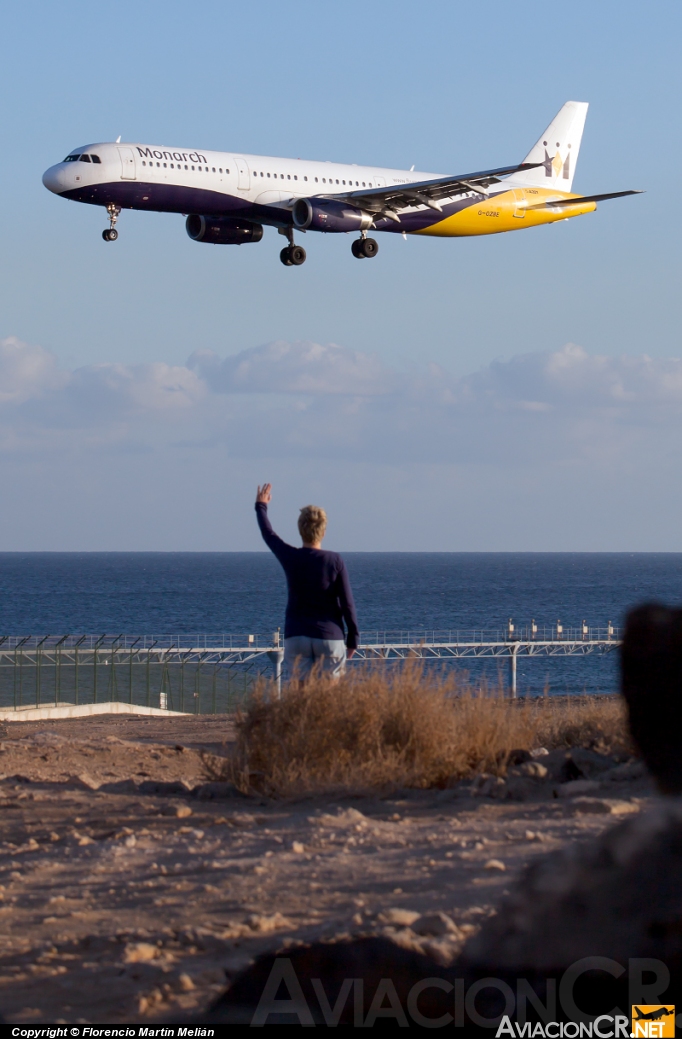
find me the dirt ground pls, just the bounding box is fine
[0,714,654,1024]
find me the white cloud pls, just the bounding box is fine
[188,340,394,396]
[66,361,206,414]
[0,336,67,404]
[1,336,682,468]
[1,337,682,549]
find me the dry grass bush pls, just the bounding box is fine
[217,663,630,797]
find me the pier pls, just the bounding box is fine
[0,623,622,712]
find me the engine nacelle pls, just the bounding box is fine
[292,198,374,233]
[186,215,263,244]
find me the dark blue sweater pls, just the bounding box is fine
[255,502,359,649]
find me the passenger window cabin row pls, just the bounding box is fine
[250,171,371,188]
[140,161,230,173]
[140,161,371,187]
[64,153,375,189]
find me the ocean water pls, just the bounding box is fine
[0,552,681,696]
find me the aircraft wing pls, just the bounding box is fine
[318,162,543,219]
[527,189,643,210]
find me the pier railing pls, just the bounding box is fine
[0,625,622,711]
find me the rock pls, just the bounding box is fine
[602,760,647,782]
[123,941,160,963]
[177,973,195,991]
[566,797,614,815]
[317,807,367,827]
[460,797,682,974]
[73,772,100,790]
[246,912,291,933]
[203,937,453,1024]
[567,747,616,777]
[506,748,532,766]
[377,908,421,928]
[502,777,535,802]
[226,812,256,827]
[101,778,138,794]
[529,747,549,758]
[517,761,548,779]
[412,911,462,937]
[568,797,640,816]
[542,750,580,783]
[138,779,194,796]
[557,779,601,798]
[483,859,506,871]
[606,799,641,816]
[471,775,506,799]
[168,804,192,819]
[292,841,305,854]
[421,937,461,965]
[194,781,245,801]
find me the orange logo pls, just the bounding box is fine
[631,1005,676,1037]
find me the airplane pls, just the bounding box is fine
[42,101,641,267]
[633,1007,675,1021]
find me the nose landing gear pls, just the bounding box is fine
[102,204,121,242]
[352,236,379,258]
[278,226,306,266]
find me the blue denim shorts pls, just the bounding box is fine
[284,636,347,680]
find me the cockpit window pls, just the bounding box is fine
[64,154,80,161]
[90,154,101,164]
[79,154,91,162]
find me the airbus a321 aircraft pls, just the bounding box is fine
[42,101,640,266]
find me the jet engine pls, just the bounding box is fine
[292,198,374,233]
[185,215,263,244]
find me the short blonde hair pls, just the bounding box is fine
[298,505,327,544]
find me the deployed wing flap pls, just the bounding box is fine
[320,162,543,214]
[527,189,643,210]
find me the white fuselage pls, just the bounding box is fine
[43,141,441,216]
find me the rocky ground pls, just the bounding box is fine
[0,715,655,1024]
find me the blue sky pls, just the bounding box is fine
[0,0,680,550]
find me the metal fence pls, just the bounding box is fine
[0,624,623,712]
[0,638,271,714]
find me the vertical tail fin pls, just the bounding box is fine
[510,101,588,191]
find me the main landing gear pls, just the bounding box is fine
[351,236,379,259]
[102,204,121,242]
[279,226,306,266]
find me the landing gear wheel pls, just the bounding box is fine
[360,237,378,258]
[103,203,121,242]
[351,239,365,258]
[280,245,306,266]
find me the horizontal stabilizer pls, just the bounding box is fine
[527,189,643,210]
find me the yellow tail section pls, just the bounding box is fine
[414,188,596,237]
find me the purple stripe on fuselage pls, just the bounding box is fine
[58,180,504,233]
[373,191,505,232]
[59,181,291,226]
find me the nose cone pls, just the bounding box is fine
[42,164,68,194]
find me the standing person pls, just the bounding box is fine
[255,484,359,680]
